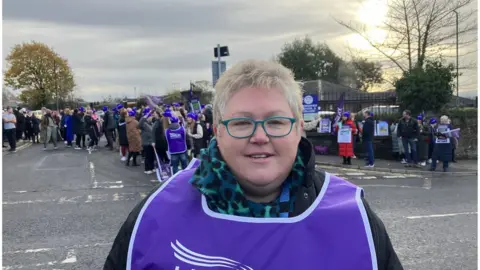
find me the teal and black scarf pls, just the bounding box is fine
[189,139,306,217]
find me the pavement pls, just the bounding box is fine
[2,143,477,269]
[315,154,478,176]
[2,140,157,270]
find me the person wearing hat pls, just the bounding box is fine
[335,111,357,165]
[103,106,115,150]
[163,112,188,174]
[105,59,402,270]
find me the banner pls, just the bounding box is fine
[302,94,318,121]
[331,92,345,134]
[190,98,202,114]
[153,147,172,182]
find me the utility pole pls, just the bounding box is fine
[453,10,459,106]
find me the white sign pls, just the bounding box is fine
[337,128,352,143]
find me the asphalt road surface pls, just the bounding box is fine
[3,145,477,270]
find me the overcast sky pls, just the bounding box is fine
[3,0,478,101]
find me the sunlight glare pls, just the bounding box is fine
[358,0,388,26]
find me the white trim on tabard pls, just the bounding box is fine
[355,188,378,270]
[200,173,332,224]
[126,158,199,270]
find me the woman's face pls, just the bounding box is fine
[187,117,193,123]
[215,87,303,199]
[342,116,347,121]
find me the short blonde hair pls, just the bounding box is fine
[213,59,303,124]
[440,115,449,124]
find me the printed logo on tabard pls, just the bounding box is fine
[303,95,314,105]
[171,240,254,270]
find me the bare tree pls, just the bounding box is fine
[336,0,477,74]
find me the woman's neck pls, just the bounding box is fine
[244,187,281,203]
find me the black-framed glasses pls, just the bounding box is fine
[220,116,296,139]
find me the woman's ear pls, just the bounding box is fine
[213,124,219,137]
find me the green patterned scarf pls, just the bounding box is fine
[189,138,306,217]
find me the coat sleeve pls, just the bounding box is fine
[103,184,163,270]
[362,197,404,270]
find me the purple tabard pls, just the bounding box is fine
[128,160,377,270]
[166,127,187,154]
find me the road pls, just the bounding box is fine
[3,142,157,270]
[3,146,477,269]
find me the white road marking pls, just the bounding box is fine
[3,243,112,255]
[345,172,365,176]
[61,249,77,264]
[357,176,377,179]
[3,199,56,205]
[3,192,145,205]
[89,162,98,188]
[359,184,427,189]
[106,185,124,189]
[406,212,477,219]
[383,175,406,179]
[12,191,27,193]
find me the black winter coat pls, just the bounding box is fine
[117,118,129,146]
[72,113,86,135]
[103,137,404,270]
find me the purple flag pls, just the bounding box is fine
[331,92,345,134]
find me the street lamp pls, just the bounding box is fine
[453,10,459,106]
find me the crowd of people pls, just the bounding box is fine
[2,103,214,177]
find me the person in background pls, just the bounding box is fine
[186,112,207,158]
[3,106,17,152]
[51,111,63,141]
[151,110,169,164]
[362,110,375,167]
[84,109,99,151]
[126,110,142,166]
[416,115,428,167]
[117,109,129,161]
[60,109,66,144]
[426,118,437,164]
[74,107,87,149]
[139,108,155,175]
[390,120,400,161]
[24,111,33,142]
[397,110,419,167]
[31,113,40,144]
[350,113,360,158]
[448,118,458,163]
[335,111,357,165]
[41,109,58,150]
[430,115,453,172]
[63,108,74,147]
[103,106,115,150]
[16,108,26,142]
[105,59,402,270]
[164,112,188,174]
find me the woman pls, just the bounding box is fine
[335,111,357,165]
[24,111,33,142]
[117,109,129,161]
[125,110,142,166]
[105,59,402,270]
[186,112,207,158]
[73,108,87,149]
[31,113,40,143]
[84,109,99,151]
[63,108,74,147]
[429,115,453,172]
[139,108,155,174]
[426,118,437,164]
[151,110,169,163]
[448,118,458,163]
